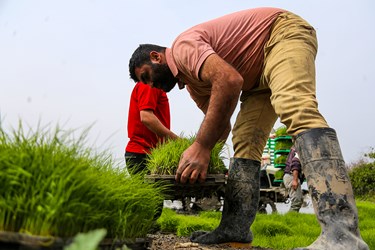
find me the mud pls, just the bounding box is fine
[148,233,271,250]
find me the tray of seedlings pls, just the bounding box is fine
[145,174,227,200]
[0,122,166,250]
[144,136,228,201]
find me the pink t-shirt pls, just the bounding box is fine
[166,7,286,110]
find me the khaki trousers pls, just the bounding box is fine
[232,12,329,160]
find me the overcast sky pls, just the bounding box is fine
[0,0,374,165]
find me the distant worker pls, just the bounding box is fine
[125,81,178,175]
[261,154,271,168]
[283,147,304,212]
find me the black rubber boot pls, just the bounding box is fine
[294,128,369,250]
[190,158,259,248]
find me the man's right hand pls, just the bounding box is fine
[291,179,298,190]
[175,141,211,184]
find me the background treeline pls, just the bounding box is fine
[348,148,375,201]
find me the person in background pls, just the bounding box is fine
[128,7,368,249]
[261,154,271,168]
[125,81,178,175]
[283,147,304,212]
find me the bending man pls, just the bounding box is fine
[129,7,368,249]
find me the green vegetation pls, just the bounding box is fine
[158,201,374,249]
[274,126,288,137]
[274,155,287,165]
[274,169,284,180]
[64,229,107,250]
[146,135,228,175]
[157,209,219,236]
[349,148,375,200]
[0,122,166,239]
[350,163,375,198]
[274,140,293,151]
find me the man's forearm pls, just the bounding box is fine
[140,110,178,139]
[195,91,238,150]
[219,122,231,143]
[195,53,243,150]
[292,170,299,182]
[144,120,178,139]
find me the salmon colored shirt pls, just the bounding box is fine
[165,7,286,111]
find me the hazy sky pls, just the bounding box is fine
[0,0,374,165]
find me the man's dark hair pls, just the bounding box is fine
[129,44,166,82]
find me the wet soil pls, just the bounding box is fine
[148,233,271,250]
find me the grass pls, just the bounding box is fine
[0,121,167,239]
[157,200,374,249]
[146,135,228,175]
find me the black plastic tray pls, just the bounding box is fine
[145,174,227,200]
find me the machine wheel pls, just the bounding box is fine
[258,196,278,214]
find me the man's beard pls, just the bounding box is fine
[151,63,178,92]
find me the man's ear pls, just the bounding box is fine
[150,51,161,63]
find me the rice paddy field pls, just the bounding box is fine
[0,122,373,250]
[156,200,374,250]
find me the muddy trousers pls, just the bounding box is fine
[190,158,259,248]
[294,128,368,250]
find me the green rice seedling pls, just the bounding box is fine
[157,201,375,249]
[274,169,284,180]
[255,234,315,250]
[275,140,293,150]
[198,211,222,220]
[356,201,375,228]
[360,229,375,250]
[0,121,167,239]
[275,125,288,137]
[146,135,228,175]
[253,221,292,237]
[157,208,219,236]
[252,213,318,249]
[175,215,218,237]
[356,201,375,248]
[157,208,181,233]
[274,155,287,164]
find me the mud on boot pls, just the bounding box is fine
[294,128,369,250]
[190,158,259,248]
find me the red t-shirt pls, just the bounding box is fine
[126,82,171,154]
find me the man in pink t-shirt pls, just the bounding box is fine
[128,7,368,250]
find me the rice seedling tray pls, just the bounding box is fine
[145,174,227,200]
[0,231,151,250]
